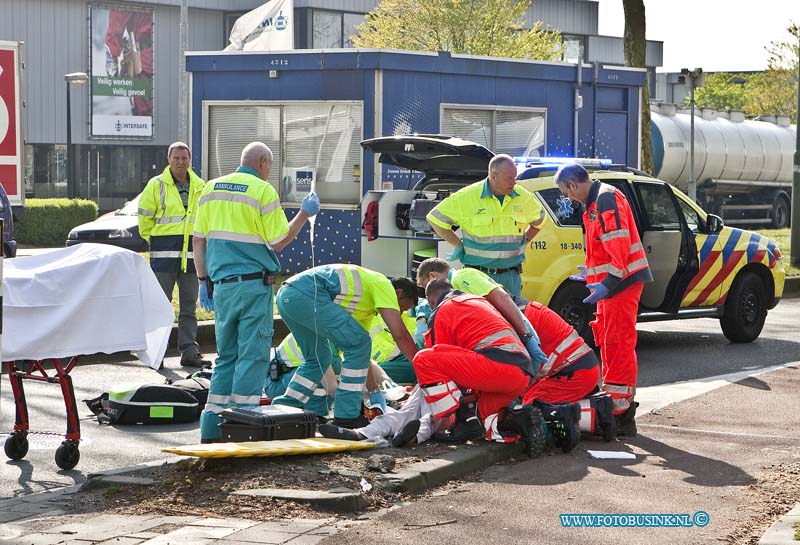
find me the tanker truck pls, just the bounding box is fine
[651,105,796,228]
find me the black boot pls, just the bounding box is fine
[535,401,581,453]
[615,401,639,437]
[591,393,617,441]
[498,406,547,458]
[392,419,421,447]
[433,394,484,443]
[319,423,364,441]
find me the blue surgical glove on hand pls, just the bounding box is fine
[199,281,215,312]
[524,333,548,366]
[569,265,587,282]
[300,192,320,216]
[412,299,432,320]
[414,319,429,337]
[446,245,465,262]
[583,282,610,304]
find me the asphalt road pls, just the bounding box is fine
[1,299,799,502]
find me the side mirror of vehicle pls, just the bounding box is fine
[707,214,723,234]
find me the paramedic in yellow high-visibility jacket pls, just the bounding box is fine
[193,142,319,443]
[426,154,545,297]
[138,142,209,368]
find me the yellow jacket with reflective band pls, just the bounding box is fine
[193,169,289,280]
[450,267,500,296]
[138,166,205,272]
[274,333,304,368]
[426,179,545,269]
[370,312,416,362]
[287,264,400,331]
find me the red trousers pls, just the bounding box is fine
[592,282,643,414]
[413,344,530,420]
[522,366,600,405]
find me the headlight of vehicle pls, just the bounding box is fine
[108,229,133,239]
[67,230,77,239]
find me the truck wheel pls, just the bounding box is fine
[548,282,595,347]
[770,196,790,229]
[720,271,767,343]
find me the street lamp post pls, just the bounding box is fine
[680,68,704,203]
[64,72,89,199]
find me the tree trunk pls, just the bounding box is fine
[622,0,653,174]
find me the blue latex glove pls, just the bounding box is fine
[369,390,387,414]
[414,319,429,337]
[301,192,320,216]
[412,299,432,320]
[569,265,587,282]
[199,280,215,311]
[446,245,465,262]
[524,333,547,366]
[583,282,610,304]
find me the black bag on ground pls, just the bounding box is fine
[106,383,201,425]
[220,405,317,442]
[84,373,212,425]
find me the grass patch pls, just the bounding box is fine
[754,228,800,276]
[794,521,800,541]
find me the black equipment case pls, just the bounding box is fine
[220,405,317,442]
[107,383,202,425]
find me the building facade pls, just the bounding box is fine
[0,0,662,211]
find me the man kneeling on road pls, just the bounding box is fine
[413,279,546,457]
[271,265,418,429]
[521,301,616,451]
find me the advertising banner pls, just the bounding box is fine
[0,41,22,203]
[90,4,153,137]
[225,0,294,51]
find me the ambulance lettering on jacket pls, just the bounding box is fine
[214,182,248,193]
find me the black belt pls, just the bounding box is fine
[466,264,522,275]
[215,272,276,285]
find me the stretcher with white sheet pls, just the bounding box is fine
[2,244,174,469]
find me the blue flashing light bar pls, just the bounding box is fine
[513,156,613,169]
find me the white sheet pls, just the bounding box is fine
[2,244,175,369]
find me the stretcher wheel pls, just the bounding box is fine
[4,433,29,460]
[55,441,80,470]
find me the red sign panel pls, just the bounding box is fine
[0,48,17,155]
[0,46,19,199]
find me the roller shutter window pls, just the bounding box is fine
[441,107,545,157]
[207,105,281,193]
[206,102,363,205]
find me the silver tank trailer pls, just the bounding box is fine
[651,110,796,191]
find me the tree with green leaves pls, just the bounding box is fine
[351,0,564,61]
[622,0,653,174]
[690,72,750,111]
[745,22,798,122]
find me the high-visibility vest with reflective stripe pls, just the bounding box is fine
[192,169,288,280]
[275,333,304,368]
[523,301,595,379]
[287,264,399,330]
[427,292,534,376]
[138,166,205,273]
[426,178,545,269]
[370,312,416,362]
[583,182,652,292]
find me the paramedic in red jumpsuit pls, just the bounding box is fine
[412,279,547,457]
[521,300,599,404]
[554,164,653,436]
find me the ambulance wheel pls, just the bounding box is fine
[55,441,80,470]
[720,271,767,343]
[549,282,595,348]
[4,434,28,460]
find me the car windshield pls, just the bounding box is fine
[116,194,141,216]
